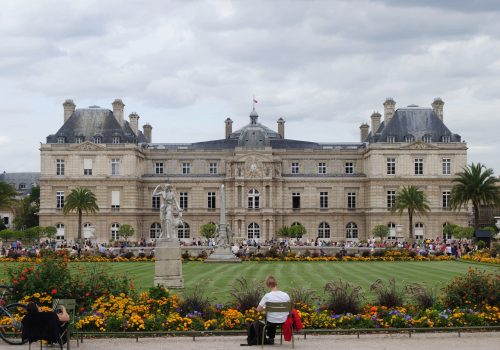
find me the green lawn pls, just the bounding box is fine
[1,260,498,303]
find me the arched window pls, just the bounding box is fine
[83,223,95,239]
[318,222,330,238]
[56,223,65,240]
[387,222,396,237]
[346,222,358,239]
[178,222,190,239]
[150,222,161,239]
[415,222,424,240]
[111,223,120,241]
[248,189,260,209]
[247,222,260,239]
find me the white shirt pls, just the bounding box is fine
[258,291,290,323]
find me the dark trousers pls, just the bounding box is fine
[265,322,283,339]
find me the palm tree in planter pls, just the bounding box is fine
[450,163,500,230]
[63,187,99,243]
[391,185,430,242]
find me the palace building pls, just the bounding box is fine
[39,98,468,243]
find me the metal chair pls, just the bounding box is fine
[260,301,294,348]
[53,299,78,349]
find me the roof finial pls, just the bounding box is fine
[250,95,259,124]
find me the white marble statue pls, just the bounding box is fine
[153,184,183,239]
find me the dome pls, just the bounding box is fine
[228,108,282,148]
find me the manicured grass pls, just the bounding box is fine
[1,260,498,303]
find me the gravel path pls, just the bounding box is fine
[3,332,498,350]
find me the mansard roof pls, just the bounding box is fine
[368,106,461,143]
[46,107,147,144]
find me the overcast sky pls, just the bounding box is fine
[1,0,500,175]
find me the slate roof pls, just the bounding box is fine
[367,106,461,143]
[46,107,147,144]
[144,108,365,151]
[0,172,40,196]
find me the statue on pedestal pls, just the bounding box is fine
[153,183,183,239]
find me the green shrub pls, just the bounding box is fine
[441,268,499,308]
[324,279,364,314]
[7,258,72,302]
[405,283,437,309]
[477,240,486,250]
[490,242,500,258]
[230,277,264,312]
[370,278,403,308]
[148,285,169,300]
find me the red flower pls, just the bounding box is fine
[85,292,90,297]
[20,276,26,281]
[51,289,57,295]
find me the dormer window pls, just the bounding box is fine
[405,135,414,143]
[442,136,451,143]
[75,136,84,144]
[93,136,102,144]
[386,136,395,143]
[112,136,120,144]
[422,135,432,143]
[57,137,65,144]
[18,183,26,190]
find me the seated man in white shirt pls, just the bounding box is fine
[256,276,290,345]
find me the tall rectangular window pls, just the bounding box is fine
[179,192,188,209]
[347,192,356,209]
[387,157,396,175]
[56,191,64,209]
[318,162,327,174]
[442,191,451,209]
[387,190,396,209]
[155,162,164,175]
[84,159,92,176]
[442,158,451,175]
[208,192,216,209]
[56,159,65,176]
[414,158,423,175]
[111,158,120,176]
[152,195,160,210]
[111,191,120,210]
[209,162,217,174]
[320,191,328,208]
[182,162,191,174]
[112,136,120,144]
[345,162,354,174]
[292,192,301,209]
[291,162,300,174]
[75,136,83,144]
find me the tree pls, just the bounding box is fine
[450,163,500,230]
[277,224,306,239]
[42,226,57,240]
[452,226,475,240]
[0,182,18,212]
[391,185,430,241]
[63,187,99,243]
[13,186,40,229]
[118,224,135,241]
[200,222,217,239]
[0,228,16,243]
[372,224,389,241]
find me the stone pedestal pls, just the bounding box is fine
[154,238,184,288]
[205,246,241,263]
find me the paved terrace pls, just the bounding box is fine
[3,332,498,350]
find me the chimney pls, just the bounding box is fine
[143,124,152,143]
[225,117,233,139]
[360,123,369,142]
[431,97,444,121]
[277,118,285,139]
[371,112,382,136]
[383,97,396,125]
[112,99,125,125]
[129,112,139,135]
[63,99,76,123]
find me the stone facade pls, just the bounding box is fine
[39,99,469,243]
